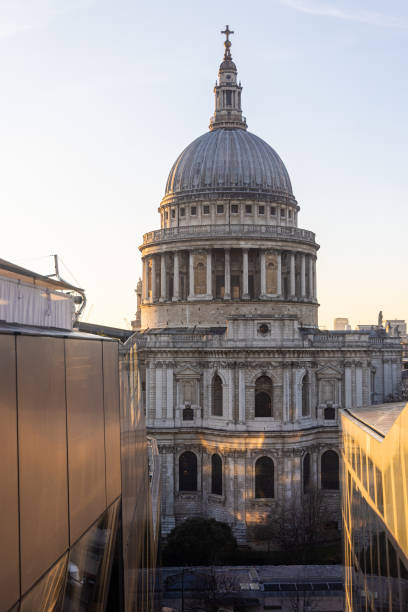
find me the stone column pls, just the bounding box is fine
[206,250,213,298]
[242,248,249,299]
[283,366,291,423]
[277,252,282,296]
[160,254,167,301]
[224,248,231,300]
[166,365,173,420]
[344,365,352,409]
[155,365,162,419]
[228,368,234,422]
[308,256,313,299]
[172,252,180,301]
[313,257,317,299]
[188,251,194,299]
[238,368,246,423]
[260,249,266,297]
[290,253,296,297]
[151,256,157,302]
[145,363,151,421]
[142,257,149,302]
[355,365,363,407]
[301,254,306,297]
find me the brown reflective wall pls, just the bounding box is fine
[17,336,69,594]
[0,329,157,611]
[0,335,19,611]
[66,339,106,543]
[103,342,121,505]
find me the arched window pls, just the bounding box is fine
[211,454,222,495]
[255,456,274,498]
[212,374,223,416]
[301,373,310,416]
[303,453,311,493]
[321,450,339,490]
[255,376,273,417]
[179,451,197,491]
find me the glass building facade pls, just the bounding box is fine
[0,330,159,611]
[342,402,408,611]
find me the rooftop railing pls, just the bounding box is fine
[142,224,316,246]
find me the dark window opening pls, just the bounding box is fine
[165,211,168,219]
[211,454,222,495]
[231,204,239,214]
[258,205,265,215]
[321,450,339,490]
[171,209,176,219]
[245,205,252,214]
[225,91,232,106]
[182,406,194,421]
[179,451,197,491]
[255,376,273,417]
[255,456,274,498]
[212,374,223,416]
[217,204,224,214]
[215,275,224,299]
[203,205,210,214]
[280,208,286,217]
[288,210,292,219]
[180,207,185,217]
[324,405,336,420]
[270,206,276,215]
[191,206,197,216]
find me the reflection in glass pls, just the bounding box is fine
[63,500,119,611]
[20,554,67,612]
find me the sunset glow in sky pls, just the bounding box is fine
[2,0,407,329]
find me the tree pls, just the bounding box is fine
[249,489,333,561]
[162,518,237,566]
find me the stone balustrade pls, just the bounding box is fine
[142,223,316,246]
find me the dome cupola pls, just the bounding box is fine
[209,25,247,131]
[161,26,297,212]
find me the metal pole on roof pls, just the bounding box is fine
[53,254,60,279]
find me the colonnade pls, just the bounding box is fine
[142,247,317,303]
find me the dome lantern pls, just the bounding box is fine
[209,25,247,131]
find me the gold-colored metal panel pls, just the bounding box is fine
[20,553,68,612]
[102,341,121,505]
[0,334,20,610]
[65,339,106,543]
[17,335,69,595]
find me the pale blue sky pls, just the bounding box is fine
[1,0,407,329]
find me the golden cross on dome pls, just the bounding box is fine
[221,25,234,42]
[221,25,234,59]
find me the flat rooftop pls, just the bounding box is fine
[343,402,407,437]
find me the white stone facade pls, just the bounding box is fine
[130,30,402,543]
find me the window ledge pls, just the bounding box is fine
[208,493,225,503]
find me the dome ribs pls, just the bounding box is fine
[161,128,297,206]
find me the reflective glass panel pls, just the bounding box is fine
[63,500,119,611]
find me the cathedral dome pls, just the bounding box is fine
[163,128,296,206]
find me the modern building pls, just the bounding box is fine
[0,258,159,611]
[334,318,350,331]
[130,28,402,543]
[342,402,408,611]
[385,319,407,339]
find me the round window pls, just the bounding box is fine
[259,323,269,335]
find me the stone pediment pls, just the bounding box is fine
[316,364,343,379]
[175,365,201,379]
